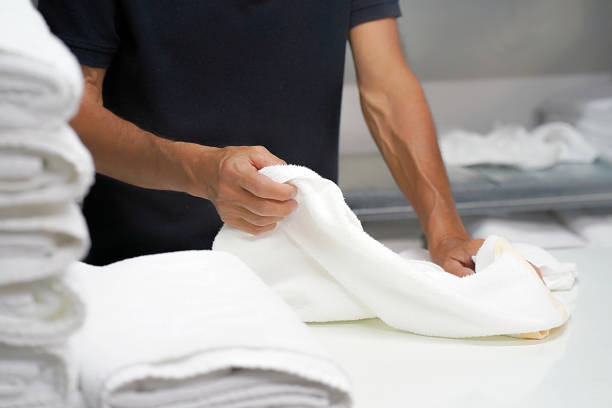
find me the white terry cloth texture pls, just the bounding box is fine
[0,277,84,347]
[66,250,351,408]
[214,165,572,339]
[0,126,94,208]
[464,212,586,249]
[0,203,89,286]
[0,346,77,408]
[399,242,578,310]
[439,122,598,170]
[556,208,612,247]
[0,0,82,129]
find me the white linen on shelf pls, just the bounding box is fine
[439,122,597,169]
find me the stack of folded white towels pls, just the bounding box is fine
[0,1,94,407]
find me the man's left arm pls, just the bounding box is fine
[350,18,483,276]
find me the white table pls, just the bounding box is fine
[309,247,612,408]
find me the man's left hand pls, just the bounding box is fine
[429,237,485,277]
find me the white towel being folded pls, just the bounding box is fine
[0,126,94,208]
[439,122,598,169]
[66,250,351,408]
[0,203,89,286]
[0,277,84,347]
[399,242,578,312]
[0,0,82,129]
[0,346,77,408]
[214,165,573,339]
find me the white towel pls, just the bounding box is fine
[214,165,572,339]
[0,277,84,347]
[0,203,89,285]
[399,242,578,311]
[439,122,598,169]
[0,126,94,208]
[0,0,82,129]
[465,212,586,249]
[66,250,351,408]
[0,346,77,408]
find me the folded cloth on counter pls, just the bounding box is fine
[66,250,351,408]
[0,346,76,408]
[0,277,84,347]
[214,165,572,339]
[465,212,586,249]
[0,203,89,285]
[0,126,94,208]
[0,0,82,129]
[557,208,612,247]
[439,122,598,170]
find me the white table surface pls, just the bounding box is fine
[308,247,612,408]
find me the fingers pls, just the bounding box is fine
[444,259,475,277]
[211,145,298,235]
[225,216,277,236]
[240,167,297,201]
[249,145,287,169]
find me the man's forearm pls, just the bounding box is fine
[70,76,213,196]
[359,71,468,246]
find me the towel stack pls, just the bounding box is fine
[0,1,94,407]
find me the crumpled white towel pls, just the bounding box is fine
[214,165,572,339]
[0,277,84,347]
[0,126,94,208]
[0,203,89,286]
[556,208,612,247]
[0,346,77,408]
[439,122,598,169]
[66,250,351,408]
[399,242,578,311]
[0,0,82,129]
[465,212,586,249]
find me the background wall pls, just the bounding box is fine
[340,0,612,154]
[344,0,612,83]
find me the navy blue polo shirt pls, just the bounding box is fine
[38,0,401,265]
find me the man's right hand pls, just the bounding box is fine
[186,145,298,235]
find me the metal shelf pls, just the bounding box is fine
[338,155,612,221]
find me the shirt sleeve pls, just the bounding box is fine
[38,0,120,68]
[350,0,402,29]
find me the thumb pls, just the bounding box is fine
[250,147,286,170]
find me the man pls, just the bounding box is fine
[39,0,483,276]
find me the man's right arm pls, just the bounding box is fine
[72,66,297,235]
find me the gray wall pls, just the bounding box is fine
[345,0,612,82]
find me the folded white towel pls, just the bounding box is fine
[0,126,94,208]
[0,0,82,129]
[0,203,89,285]
[0,277,84,347]
[0,346,76,408]
[465,212,586,249]
[214,165,572,339]
[66,251,351,408]
[439,122,598,169]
